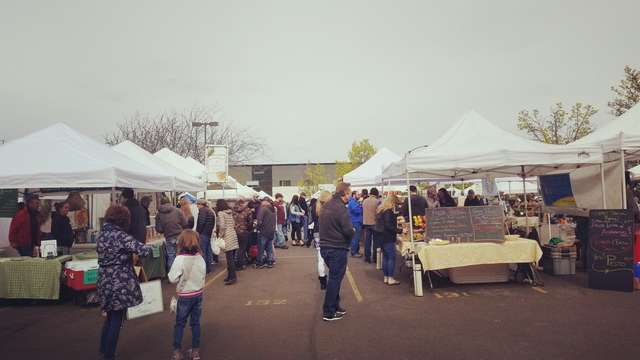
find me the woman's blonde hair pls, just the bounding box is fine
[316,191,332,216]
[178,229,201,254]
[179,198,193,218]
[377,194,400,214]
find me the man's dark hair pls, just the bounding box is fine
[216,199,231,211]
[370,188,379,197]
[409,185,417,193]
[160,196,171,205]
[105,205,131,230]
[121,188,134,200]
[362,189,369,196]
[275,193,283,199]
[335,182,351,197]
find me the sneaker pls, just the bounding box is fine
[171,350,183,360]
[335,307,347,316]
[266,263,274,268]
[224,278,237,285]
[281,245,289,249]
[351,253,363,258]
[322,312,344,321]
[254,264,266,269]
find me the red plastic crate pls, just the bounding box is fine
[64,268,97,291]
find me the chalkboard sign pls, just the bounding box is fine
[588,209,635,292]
[0,189,18,218]
[426,206,505,243]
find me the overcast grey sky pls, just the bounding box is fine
[1,1,638,163]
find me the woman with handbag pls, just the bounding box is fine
[97,205,152,360]
[168,230,206,360]
[216,199,239,285]
[289,195,305,246]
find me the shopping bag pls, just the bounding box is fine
[211,237,226,255]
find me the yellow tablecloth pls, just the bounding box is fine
[408,238,542,271]
[396,240,428,256]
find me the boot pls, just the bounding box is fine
[384,276,389,284]
[319,276,327,290]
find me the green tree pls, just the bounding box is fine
[517,102,597,144]
[335,139,377,180]
[348,139,377,164]
[609,65,640,116]
[298,163,328,195]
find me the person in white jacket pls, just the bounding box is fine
[169,230,206,360]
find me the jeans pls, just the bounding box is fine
[302,216,309,242]
[236,233,249,267]
[166,237,178,271]
[382,242,396,277]
[320,247,348,316]
[275,224,286,247]
[225,250,237,281]
[291,222,302,241]
[362,225,375,261]
[100,309,126,359]
[173,294,203,350]
[199,234,213,274]
[350,223,362,255]
[257,233,274,265]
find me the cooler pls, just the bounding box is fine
[448,264,510,284]
[64,259,99,291]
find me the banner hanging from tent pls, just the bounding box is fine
[205,145,228,184]
[539,174,576,207]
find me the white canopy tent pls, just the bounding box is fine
[0,123,175,190]
[343,148,401,186]
[113,141,203,191]
[154,148,204,179]
[571,103,640,154]
[383,111,604,181]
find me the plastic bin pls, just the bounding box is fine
[551,257,576,275]
[64,259,99,291]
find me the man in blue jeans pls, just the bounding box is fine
[256,199,276,268]
[319,182,356,321]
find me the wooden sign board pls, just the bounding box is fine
[426,206,505,243]
[0,189,18,218]
[588,209,635,292]
[127,280,164,319]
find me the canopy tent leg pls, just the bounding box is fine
[600,161,607,209]
[405,151,423,297]
[521,166,529,237]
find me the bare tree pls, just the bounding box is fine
[104,107,266,165]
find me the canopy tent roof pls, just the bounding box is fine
[382,111,603,181]
[0,123,175,190]
[343,148,401,186]
[113,141,203,191]
[205,181,258,200]
[570,103,640,153]
[154,148,204,179]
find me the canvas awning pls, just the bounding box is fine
[0,123,175,190]
[113,141,204,191]
[382,111,604,181]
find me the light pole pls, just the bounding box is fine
[192,121,219,199]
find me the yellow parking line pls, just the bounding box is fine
[532,286,548,294]
[204,270,228,288]
[345,267,364,303]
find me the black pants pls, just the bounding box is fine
[226,250,237,281]
[17,246,33,257]
[236,233,249,267]
[291,223,302,241]
[100,309,126,359]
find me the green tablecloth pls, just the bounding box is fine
[141,242,166,280]
[72,251,98,260]
[0,256,70,300]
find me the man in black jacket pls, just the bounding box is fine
[319,182,355,321]
[121,188,147,244]
[196,199,216,273]
[400,185,428,221]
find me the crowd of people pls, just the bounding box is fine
[6,184,485,358]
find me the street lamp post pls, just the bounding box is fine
[192,121,219,199]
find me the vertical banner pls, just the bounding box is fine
[205,145,228,184]
[539,174,576,207]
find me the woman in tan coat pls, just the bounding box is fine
[216,199,239,285]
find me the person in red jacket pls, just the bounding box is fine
[9,193,42,257]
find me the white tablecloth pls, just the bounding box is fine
[399,238,542,271]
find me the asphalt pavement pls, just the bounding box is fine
[1,245,639,360]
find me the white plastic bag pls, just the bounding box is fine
[211,237,225,255]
